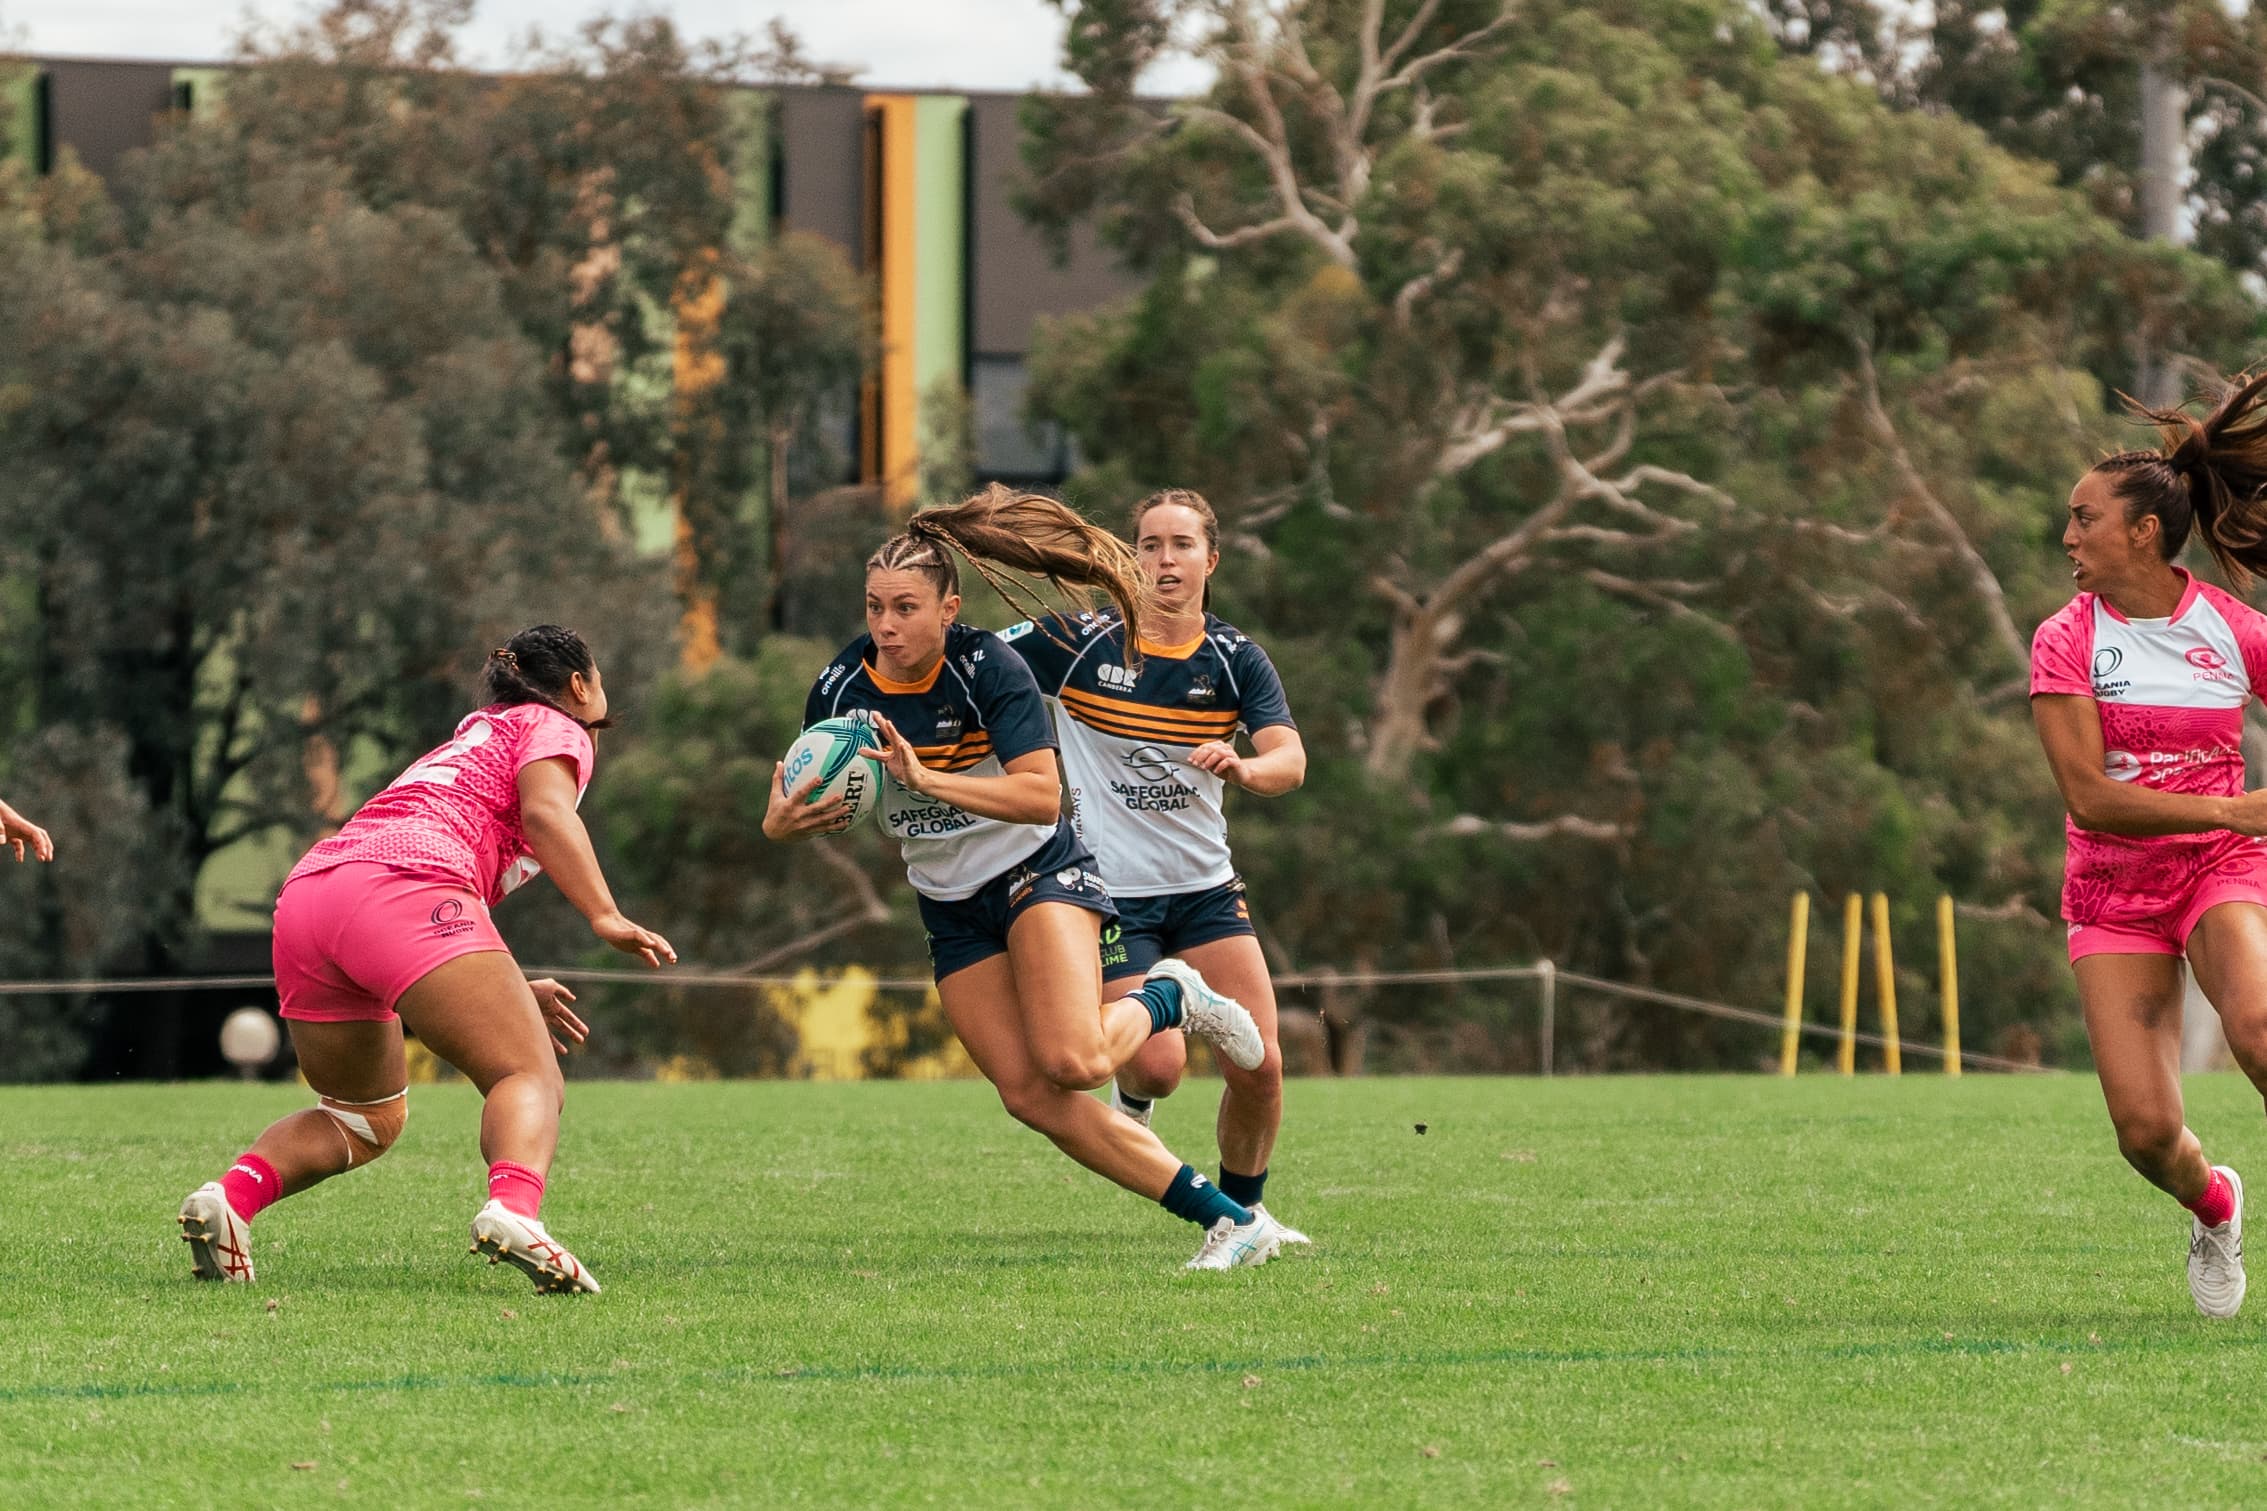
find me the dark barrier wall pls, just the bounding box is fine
[45,59,176,181]
[966,94,1140,359]
[778,87,868,267]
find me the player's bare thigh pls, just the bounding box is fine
[2074,951,2187,1143]
[2183,902,2267,1080]
[287,1018,408,1103]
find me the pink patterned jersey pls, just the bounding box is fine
[2030,569,2267,926]
[284,704,595,906]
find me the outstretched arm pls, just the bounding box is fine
[517,757,676,967]
[0,797,53,863]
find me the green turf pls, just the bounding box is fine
[9,1075,2267,1507]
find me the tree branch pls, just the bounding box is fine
[1434,812,1632,843]
[1854,341,2029,672]
[727,841,891,974]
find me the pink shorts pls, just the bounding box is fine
[2067,870,2267,961]
[274,862,509,1022]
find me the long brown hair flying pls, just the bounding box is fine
[2095,368,2267,590]
[866,484,1160,654]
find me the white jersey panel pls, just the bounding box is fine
[2086,596,2249,710]
[884,752,1056,901]
[1053,705,1236,898]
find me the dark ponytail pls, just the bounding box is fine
[2097,368,2267,590]
[482,624,611,730]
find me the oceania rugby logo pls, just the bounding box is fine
[431,899,465,925]
[2092,647,2123,679]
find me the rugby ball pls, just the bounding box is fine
[780,713,884,831]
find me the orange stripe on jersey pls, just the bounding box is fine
[914,733,993,772]
[1059,687,1238,733]
[1060,703,1235,747]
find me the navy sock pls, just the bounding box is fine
[1218,1165,1267,1209]
[1159,1163,1252,1229]
[1116,1088,1153,1115]
[1132,976,1184,1034]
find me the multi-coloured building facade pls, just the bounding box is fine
[3,56,1140,496]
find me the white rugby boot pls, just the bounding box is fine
[1252,1203,1310,1247]
[1185,1208,1287,1272]
[178,1182,255,1283]
[1146,959,1264,1071]
[2189,1166,2246,1319]
[470,1200,601,1295]
[1108,1080,1155,1128]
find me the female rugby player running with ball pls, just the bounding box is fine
[1002,489,1311,1258]
[2032,370,2267,1317]
[178,627,675,1293]
[764,486,1290,1269]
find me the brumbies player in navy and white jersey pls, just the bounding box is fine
[763,486,1293,1270]
[1003,489,1312,1258]
[2032,370,2267,1318]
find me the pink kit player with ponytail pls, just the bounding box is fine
[2032,370,2267,1319]
[177,626,674,1294]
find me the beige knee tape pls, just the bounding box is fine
[316,1088,408,1168]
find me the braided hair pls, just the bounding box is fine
[2095,368,2267,591]
[482,625,611,731]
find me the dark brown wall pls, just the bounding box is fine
[46,60,174,183]
[967,94,1139,357]
[777,88,867,268]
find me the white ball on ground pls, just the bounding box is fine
[780,713,885,831]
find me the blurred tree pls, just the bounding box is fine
[0,146,649,1073]
[1020,0,2254,1065]
[184,1,866,660]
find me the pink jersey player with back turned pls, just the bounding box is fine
[2031,567,2267,957]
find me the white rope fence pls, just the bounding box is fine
[0,960,2051,1074]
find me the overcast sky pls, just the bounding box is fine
[6,0,1211,94]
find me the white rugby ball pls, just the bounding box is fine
[780,713,884,830]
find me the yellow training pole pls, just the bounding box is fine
[1839,893,1861,1076]
[1781,892,1810,1076]
[1871,891,1901,1075]
[1938,893,1960,1078]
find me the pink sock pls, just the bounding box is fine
[2186,1168,2236,1228]
[487,1161,546,1219]
[219,1153,281,1222]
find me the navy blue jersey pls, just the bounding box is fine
[1001,609,1294,896]
[806,624,1058,900]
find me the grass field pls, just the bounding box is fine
[9,1074,2267,1508]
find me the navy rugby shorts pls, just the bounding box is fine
[1099,875,1256,984]
[919,818,1118,983]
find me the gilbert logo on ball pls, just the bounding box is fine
[781,714,887,830]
